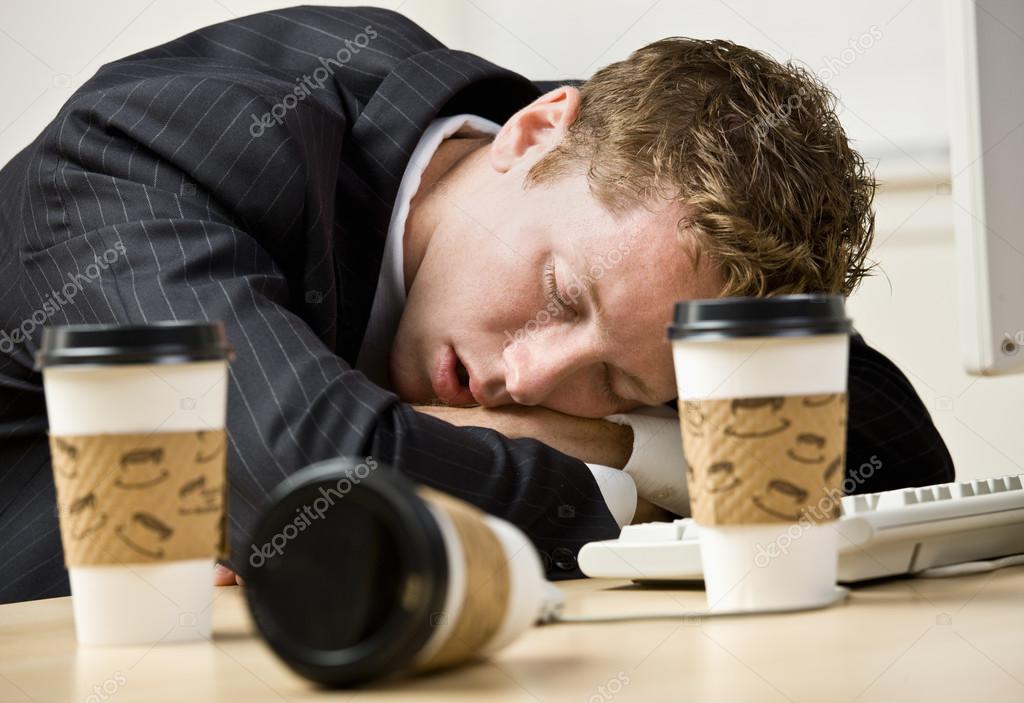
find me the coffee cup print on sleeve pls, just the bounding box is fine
[680,393,847,526]
[48,430,228,567]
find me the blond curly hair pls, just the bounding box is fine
[527,38,877,298]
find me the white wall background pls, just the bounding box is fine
[1,0,1021,482]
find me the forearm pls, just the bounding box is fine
[413,404,684,527]
[413,404,634,468]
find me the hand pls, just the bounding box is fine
[414,404,633,468]
[632,497,676,524]
[214,563,243,586]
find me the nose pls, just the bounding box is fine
[468,372,510,408]
[503,333,595,406]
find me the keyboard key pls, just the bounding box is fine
[876,489,915,511]
[620,521,684,542]
[955,482,974,498]
[677,518,701,540]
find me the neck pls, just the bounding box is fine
[403,136,490,291]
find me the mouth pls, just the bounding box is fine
[431,345,477,406]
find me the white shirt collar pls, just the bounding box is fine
[355,114,501,387]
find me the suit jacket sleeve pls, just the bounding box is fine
[845,332,955,492]
[22,62,618,581]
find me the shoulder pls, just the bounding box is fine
[116,6,439,81]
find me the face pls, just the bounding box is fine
[389,89,721,418]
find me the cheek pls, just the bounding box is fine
[650,354,680,401]
[462,257,549,326]
[538,367,619,418]
[412,231,541,335]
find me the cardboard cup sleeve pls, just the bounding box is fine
[48,430,228,568]
[414,487,511,672]
[680,393,848,526]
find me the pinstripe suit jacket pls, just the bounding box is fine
[0,6,953,603]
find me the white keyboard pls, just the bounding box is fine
[579,475,1024,583]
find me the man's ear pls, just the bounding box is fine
[489,86,580,174]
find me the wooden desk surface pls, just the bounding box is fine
[2,569,1023,703]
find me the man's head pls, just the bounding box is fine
[390,38,876,417]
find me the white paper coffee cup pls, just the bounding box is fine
[37,322,233,645]
[669,295,851,612]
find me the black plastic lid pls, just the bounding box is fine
[34,321,234,368]
[668,294,852,341]
[243,458,449,688]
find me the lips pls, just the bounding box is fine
[431,345,477,406]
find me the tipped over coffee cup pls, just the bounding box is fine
[669,294,851,612]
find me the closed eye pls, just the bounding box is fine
[544,257,575,315]
[601,364,629,408]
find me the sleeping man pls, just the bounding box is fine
[0,6,953,601]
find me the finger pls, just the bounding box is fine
[213,562,236,586]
